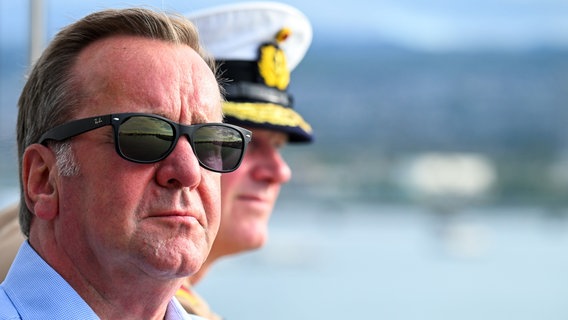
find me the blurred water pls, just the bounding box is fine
[0,187,18,209]
[195,200,568,320]
[2,187,568,319]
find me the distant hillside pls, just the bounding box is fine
[291,43,568,157]
[3,42,568,158]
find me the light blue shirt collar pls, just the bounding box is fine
[0,241,202,319]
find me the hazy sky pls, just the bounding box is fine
[2,0,568,51]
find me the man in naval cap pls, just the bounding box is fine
[175,2,314,318]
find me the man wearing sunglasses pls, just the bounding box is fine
[0,8,251,319]
[174,3,314,319]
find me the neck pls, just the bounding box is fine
[189,257,215,285]
[29,231,185,319]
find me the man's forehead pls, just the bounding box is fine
[72,35,222,122]
[75,36,195,73]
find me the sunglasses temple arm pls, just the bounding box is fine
[39,114,113,144]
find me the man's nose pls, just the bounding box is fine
[252,149,292,184]
[155,136,203,189]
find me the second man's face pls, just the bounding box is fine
[214,128,291,257]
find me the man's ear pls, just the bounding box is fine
[22,144,59,220]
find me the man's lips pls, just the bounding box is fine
[237,194,275,210]
[148,211,202,225]
[238,194,265,202]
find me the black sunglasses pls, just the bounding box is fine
[39,113,252,173]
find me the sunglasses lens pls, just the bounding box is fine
[194,125,244,172]
[116,115,244,171]
[118,116,175,162]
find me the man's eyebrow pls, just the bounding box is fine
[191,109,217,124]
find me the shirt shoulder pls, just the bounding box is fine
[2,242,99,319]
[0,285,21,319]
[176,284,222,320]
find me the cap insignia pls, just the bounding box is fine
[258,28,291,91]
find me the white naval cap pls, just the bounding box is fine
[186,1,312,71]
[185,2,314,143]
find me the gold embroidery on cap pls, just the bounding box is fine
[258,28,291,90]
[223,101,312,134]
[275,27,291,43]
